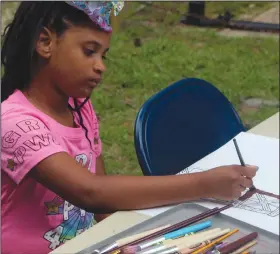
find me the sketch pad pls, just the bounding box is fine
[138,132,280,235]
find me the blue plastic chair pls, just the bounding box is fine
[134,78,246,176]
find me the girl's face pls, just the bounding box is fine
[37,24,112,98]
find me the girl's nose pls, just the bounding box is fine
[93,58,106,74]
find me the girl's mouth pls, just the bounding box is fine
[88,79,100,88]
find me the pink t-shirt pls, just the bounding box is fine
[1,90,102,254]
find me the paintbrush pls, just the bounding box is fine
[192,228,239,254]
[150,230,223,254]
[135,228,222,254]
[233,138,256,191]
[231,240,257,254]
[93,225,170,254]
[179,241,210,254]
[222,138,273,204]
[119,204,233,254]
[123,220,212,252]
[157,240,211,254]
[110,251,121,254]
[241,251,256,254]
[205,242,229,254]
[217,232,258,254]
[233,139,246,167]
[141,228,231,254]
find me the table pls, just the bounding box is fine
[51,112,279,254]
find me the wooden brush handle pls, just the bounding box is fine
[219,232,258,254]
[183,228,231,248]
[179,242,208,254]
[116,224,170,246]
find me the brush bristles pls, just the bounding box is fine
[120,245,140,254]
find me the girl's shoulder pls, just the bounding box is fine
[1,90,49,124]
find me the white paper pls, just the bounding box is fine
[185,132,279,195]
[135,132,279,235]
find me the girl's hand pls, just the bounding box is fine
[203,165,258,201]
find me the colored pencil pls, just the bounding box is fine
[191,228,239,254]
[231,240,257,254]
[218,232,258,254]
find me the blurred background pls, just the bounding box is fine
[1,1,279,175]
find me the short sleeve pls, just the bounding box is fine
[1,114,66,184]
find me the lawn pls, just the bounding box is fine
[1,2,279,176]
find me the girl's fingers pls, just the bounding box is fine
[239,176,253,188]
[238,165,258,178]
[238,185,247,192]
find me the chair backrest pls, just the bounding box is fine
[134,78,246,176]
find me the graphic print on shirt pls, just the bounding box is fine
[43,153,94,250]
[3,118,60,172]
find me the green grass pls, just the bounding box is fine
[93,2,279,175]
[1,2,279,176]
[120,1,275,27]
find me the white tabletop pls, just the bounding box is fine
[249,112,279,139]
[50,112,279,254]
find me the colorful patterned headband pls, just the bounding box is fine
[66,1,124,32]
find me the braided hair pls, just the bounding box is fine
[1,1,94,147]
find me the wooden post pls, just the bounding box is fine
[183,1,206,25]
[109,1,130,33]
[110,13,120,32]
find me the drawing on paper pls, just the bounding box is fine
[234,193,279,217]
[178,167,280,217]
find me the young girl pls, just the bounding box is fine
[1,2,257,253]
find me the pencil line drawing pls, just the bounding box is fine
[178,167,280,217]
[234,192,279,217]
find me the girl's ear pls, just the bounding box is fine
[36,27,55,59]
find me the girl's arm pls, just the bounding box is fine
[31,152,256,214]
[94,155,113,220]
[95,155,106,176]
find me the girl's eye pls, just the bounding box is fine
[83,48,95,56]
